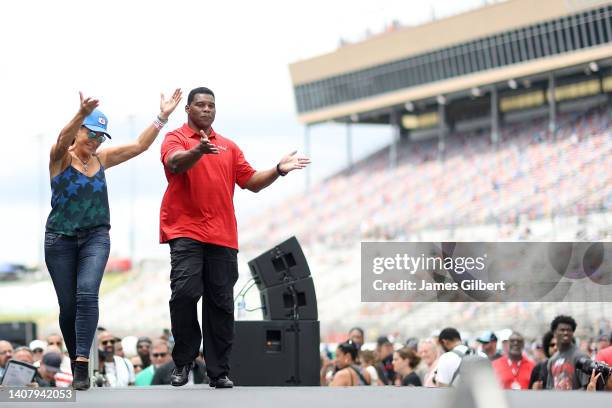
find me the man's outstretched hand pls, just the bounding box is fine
[278,150,311,174]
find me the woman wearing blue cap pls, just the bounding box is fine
[44,89,182,390]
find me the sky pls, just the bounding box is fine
[0,0,493,265]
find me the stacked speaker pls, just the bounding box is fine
[229,236,320,386]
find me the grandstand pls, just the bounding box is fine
[239,0,612,341]
[3,0,610,345]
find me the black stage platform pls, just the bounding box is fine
[2,386,611,408]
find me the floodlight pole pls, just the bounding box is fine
[389,110,400,170]
[438,101,447,160]
[490,86,500,145]
[548,73,557,138]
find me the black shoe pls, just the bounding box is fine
[72,361,90,390]
[171,363,192,387]
[209,376,233,388]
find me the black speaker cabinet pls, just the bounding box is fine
[0,322,37,346]
[260,277,318,320]
[230,320,320,386]
[248,236,311,290]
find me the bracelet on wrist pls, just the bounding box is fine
[276,163,287,176]
[153,115,167,131]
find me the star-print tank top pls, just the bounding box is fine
[45,155,110,236]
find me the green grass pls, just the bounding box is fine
[100,270,133,295]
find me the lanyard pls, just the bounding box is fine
[507,358,521,378]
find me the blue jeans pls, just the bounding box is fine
[44,226,110,359]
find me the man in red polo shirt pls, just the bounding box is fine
[159,86,310,389]
[596,339,612,366]
[491,332,535,389]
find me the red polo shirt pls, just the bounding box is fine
[596,345,612,366]
[491,354,535,390]
[159,124,256,249]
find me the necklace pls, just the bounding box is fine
[74,153,91,173]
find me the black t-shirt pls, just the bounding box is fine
[376,355,396,385]
[545,345,589,390]
[401,372,422,386]
[528,359,548,389]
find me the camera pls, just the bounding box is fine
[576,357,611,391]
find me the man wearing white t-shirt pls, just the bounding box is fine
[434,327,469,387]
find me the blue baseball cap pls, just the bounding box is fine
[83,109,111,139]
[476,331,498,343]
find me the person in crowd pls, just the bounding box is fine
[418,338,440,387]
[136,337,152,369]
[135,339,173,386]
[374,336,396,385]
[392,347,422,386]
[476,331,502,361]
[586,367,612,392]
[531,341,547,363]
[325,340,370,386]
[491,332,535,389]
[131,356,144,376]
[434,327,470,387]
[595,335,612,366]
[0,340,13,379]
[38,351,73,387]
[29,340,47,366]
[529,331,556,389]
[348,327,365,350]
[114,338,125,358]
[98,331,135,387]
[11,347,46,387]
[359,350,382,386]
[45,334,71,373]
[545,315,590,390]
[595,334,610,357]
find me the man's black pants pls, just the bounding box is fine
[168,238,239,380]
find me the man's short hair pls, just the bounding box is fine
[13,346,33,355]
[349,327,364,336]
[376,336,391,347]
[188,87,215,105]
[438,327,461,342]
[151,339,169,351]
[550,315,577,332]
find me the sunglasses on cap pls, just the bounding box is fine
[82,126,107,144]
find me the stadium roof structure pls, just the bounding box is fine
[289,0,612,125]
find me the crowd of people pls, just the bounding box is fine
[1,315,610,391]
[319,315,612,392]
[0,328,207,388]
